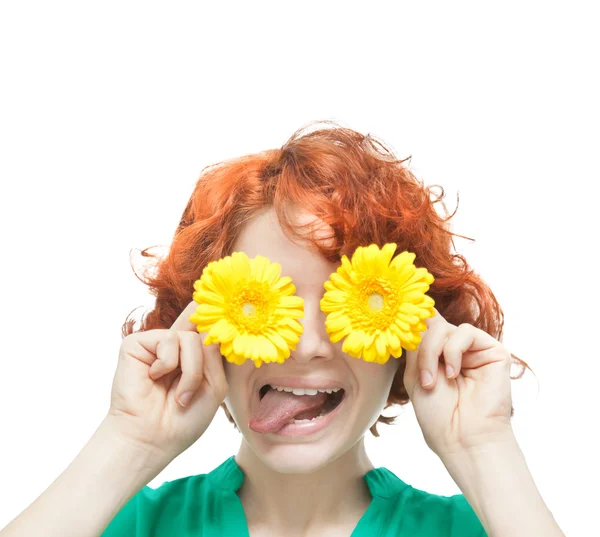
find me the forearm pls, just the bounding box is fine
[440,432,564,537]
[1,417,167,537]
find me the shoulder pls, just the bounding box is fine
[369,468,488,537]
[100,462,227,537]
[404,487,487,536]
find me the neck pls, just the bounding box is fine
[235,438,374,534]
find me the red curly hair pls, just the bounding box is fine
[123,119,531,436]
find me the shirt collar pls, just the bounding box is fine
[207,456,411,499]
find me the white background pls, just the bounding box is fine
[1,2,598,535]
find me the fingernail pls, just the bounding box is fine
[420,370,433,387]
[446,364,455,378]
[179,391,193,407]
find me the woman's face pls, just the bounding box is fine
[223,207,400,473]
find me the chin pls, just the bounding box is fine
[240,409,355,474]
[236,394,372,475]
[249,438,350,474]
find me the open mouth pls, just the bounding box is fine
[258,385,346,420]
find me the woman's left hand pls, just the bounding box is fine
[403,308,514,459]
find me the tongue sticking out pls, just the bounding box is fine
[249,389,328,434]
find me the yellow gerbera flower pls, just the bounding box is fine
[320,243,436,364]
[189,252,304,368]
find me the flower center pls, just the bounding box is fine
[228,283,274,333]
[242,303,257,316]
[347,278,400,331]
[367,292,384,311]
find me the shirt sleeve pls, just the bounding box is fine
[99,491,140,536]
[98,476,213,536]
[449,494,488,537]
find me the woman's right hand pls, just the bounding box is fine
[105,301,229,464]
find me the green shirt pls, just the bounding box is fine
[101,455,487,536]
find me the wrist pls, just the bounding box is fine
[439,432,564,537]
[440,428,519,463]
[98,415,173,474]
[441,433,522,531]
[439,430,521,497]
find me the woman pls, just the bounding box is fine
[1,121,565,537]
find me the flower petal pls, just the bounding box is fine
[328,324,352,343]
[265,330,291,357]
[329,271,353,291]
[273,275,293,291]
[233,333,251,356]
[343,329,365,355]
[363,341,377,362]
[375,333,388,360]
[381,243,398,266]
[325,314,351,333]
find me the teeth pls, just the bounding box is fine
[288,408,329,424]
[270,384,341,395]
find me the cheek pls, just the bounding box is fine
[353,358,400,407]
[222,359,253,414]
[222,361,241,407]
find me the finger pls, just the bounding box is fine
[174,331,205,407]
[153,299,205,382]
[149,330,180,380]
[171,300,203,332]
[123,329,177,371]
[418,324,455,389]
[169,298,228,402]
[403,307,445,391]
[123,330,184,383]
[441,323,474,380]
[422,307,444,330]
[443,323,502,369]
[403,321,453,395]
[403,346,420,400]
[120,331,166,366]
[122,300,202,368]
[202,343,229,403]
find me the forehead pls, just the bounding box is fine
[232,207,337,288]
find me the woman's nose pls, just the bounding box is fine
[290,298,335,364]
